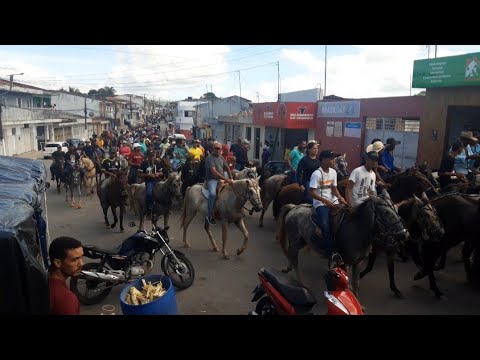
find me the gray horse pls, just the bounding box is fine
[234,167,258,180]
[132,172,182,231]
[258,174,288,227]
[180,179,263,259]
[277,190,409,298]
[65,166,82,208]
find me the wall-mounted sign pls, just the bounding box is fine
[318,100,361,118]
[344,122,362,138]
[412,52,480,88]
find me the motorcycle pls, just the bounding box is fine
[249,253,363,315]
[70,223,195,305]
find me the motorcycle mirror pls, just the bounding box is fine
[128,222,136,227]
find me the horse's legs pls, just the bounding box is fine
[163,212,169,229]
[119,205,124,232]
[386,249,403,298]
[259,192,273,227]
[221,223,230,259]
[203,218,220,253]
[181,206,198,249]
[234,218,249,256]
[433,249,447,271]
[102,206,110,228]
[76,185,82,208]
[111,206,118,229]
[360,250,377,279]
[351,263,361,298]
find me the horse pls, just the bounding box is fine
[97,171,129,232]
[65,166,82,208]
[258,174,288,227]
[50,158,64,193]
[334,154,350,198]
[415,161,440,191]
[277,190,409,298]
[234,167,258,180]
[180,157,204,198]
[272,183,305,220]
[411,193,480,296]
[79,155,96,196]
[385,167,439,203]
[359,192,445,298]
[132,172,182,231]
[180,179,263,259]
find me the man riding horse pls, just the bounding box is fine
[50,145,65,181]
[99,149,123,205]
[205,141,234,225]
[138,150,164,218]
[63,144,81,183]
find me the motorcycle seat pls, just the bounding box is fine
[261,267,317,307]
[84,244,122,255]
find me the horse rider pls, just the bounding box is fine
[345,151,379,208]
[309,150,346,256]
[138,150,164,218]
[83,140,95,161]
[172,136,189,171]
[378,138,402,181]
[63,144,80,182]
[50,145,66,181]
[235,139,250,172]
[205,141,234,225]
[189,139,204,164]
[297,141,321,204]
[100,149,122,205]
[438,140,469,191]
[453,131,480,182]
[286,140,306,184]
[128,143,144,185]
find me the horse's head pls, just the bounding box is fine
[245,167,258,179]
[169,172,182,198]
[416,161,440,189]
[370,190,409,247]
[334,154,349,177]
[245,179,262,212]
[409,192,445,242]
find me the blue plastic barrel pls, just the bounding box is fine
[120,274,178,315]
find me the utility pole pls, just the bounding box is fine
[129,95,133,124]
[0,102,5,156]
[409,74,412,96]
[434,45,438,58]
[84,95,87,130]
[238,70,242,111]
[143,94,147,116]
[324,45,327,97]
[427,45,430,59]
[277,61,280,102]
[210,84,214,118]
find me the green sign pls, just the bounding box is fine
[412,52,480,88]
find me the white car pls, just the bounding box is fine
[43,142,69,159]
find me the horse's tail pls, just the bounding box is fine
[278,204,297,256]
[179,186,188,229]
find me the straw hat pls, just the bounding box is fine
[460,131,478,142]
[366,141,385,153]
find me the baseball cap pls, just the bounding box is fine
[366,151,380,161]
[133,143,141,148]
[242,139,250,144]
[319,150,341,160]
[386,138,401,146]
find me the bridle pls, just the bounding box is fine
[230,179,262,215]
[370,196,408,247]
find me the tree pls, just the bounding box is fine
[68,86,82,95]
[88,89,98,97]
[201,92,218,100]
[89,86,116,99]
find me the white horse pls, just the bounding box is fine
[233,167,258,180]
[180,179,263,259]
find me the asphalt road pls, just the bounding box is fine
[41,158,480,315]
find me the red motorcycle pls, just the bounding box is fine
[249,254,363,315]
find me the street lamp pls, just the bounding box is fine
[8,73,24,90]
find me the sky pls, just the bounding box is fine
[1,45,480,103]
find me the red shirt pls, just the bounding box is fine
[49,277,80,315]
[129,152,144,167]
[119,145,131,157]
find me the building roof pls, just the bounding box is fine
[0,78,49,92]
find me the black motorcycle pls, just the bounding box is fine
[70,223,195,305]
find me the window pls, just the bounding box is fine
[12,128,16,136]
[17,98,22,108]
[184,111,193,117]
[404,120,420,132]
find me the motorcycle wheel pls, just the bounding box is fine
[255,297,277,315]
[161,251,195,289]
[70,262,114,305]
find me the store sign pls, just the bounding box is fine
[253,102,315,128]
[412,52,480,88]
[318,100,361,118]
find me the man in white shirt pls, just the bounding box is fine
[346,151,378,208]
[310,150,347,256]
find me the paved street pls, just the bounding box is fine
[38,157,480,315]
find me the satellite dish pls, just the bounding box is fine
[89,112,95,118]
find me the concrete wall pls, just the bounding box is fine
[51,92,101,119]
[279,88,320,102]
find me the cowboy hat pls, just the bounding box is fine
[460,131,478,142]
[366,141,385,153]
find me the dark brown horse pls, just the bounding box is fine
[258,174,288,227]
[384,167,439,202]
[272,183,305,220]
[412,193,480,296]
[97,171,129,232]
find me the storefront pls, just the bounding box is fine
[253,102,316,161]
[316,97,424,170]
[413,52,480,168]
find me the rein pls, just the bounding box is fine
[230,180,260,215]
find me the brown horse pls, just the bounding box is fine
[272,183,305,220]
[97,171,129,232]
[258,174,288,227]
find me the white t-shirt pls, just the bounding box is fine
[310,167,338,208]
[348,166,376,207]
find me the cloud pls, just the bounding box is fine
[281,49,323,73]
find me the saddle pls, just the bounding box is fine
[310,204,349,250]
[201,179,227,199]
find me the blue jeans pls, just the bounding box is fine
[313,205,332,256]
[303,180,313,204]
[145,181,156,212]
[207,179,219,218]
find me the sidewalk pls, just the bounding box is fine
[12,151,44,160]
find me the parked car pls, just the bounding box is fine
[43,142,68,159]
[66,138,85,148]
